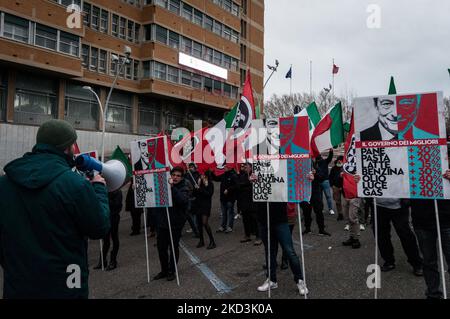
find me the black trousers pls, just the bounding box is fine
[373,206,423,267]
[242,208,258,238]
[131,209,142,233]
[103,214,120,262]
[156,227,183,275]
[302,201,325,231]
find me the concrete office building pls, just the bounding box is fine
[0,0,264,168]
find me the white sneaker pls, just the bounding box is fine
[225,227,233,233]
[329,209,335,215]
[234,214,241,220]
[257,279,278,292]
[297,279,309,295]
[360,224,366,231]
[186,228,193,233]
[344,224,350,231]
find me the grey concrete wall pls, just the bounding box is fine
[0,123,150,172]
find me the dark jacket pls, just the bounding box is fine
[125,183,143,214]
[157,179,190,230]
[213,170,239,202]
[329,165,343,188]
[193,179,214,215]
[410,199,450,230]
[256,202,288,225]
[108,189,123,217]
[0,144,110,299]
[236,171,254,212]
[315,149,333,182]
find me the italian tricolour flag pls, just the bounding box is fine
[310,102,344,157]
[296,101,321,141]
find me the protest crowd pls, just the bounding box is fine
[0,80,449,301]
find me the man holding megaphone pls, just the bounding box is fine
[0,119,111,299]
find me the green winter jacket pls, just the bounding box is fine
[0,144,110,299]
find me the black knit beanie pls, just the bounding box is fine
[36,119,78,151]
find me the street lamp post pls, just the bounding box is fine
[83,46,132,271]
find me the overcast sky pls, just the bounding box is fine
[263,0,450,101]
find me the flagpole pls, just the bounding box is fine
[297,203,307,299]
[309,60,313,97]
[434,199,447,299]
[290,64,293,107]
[332,58,335,106]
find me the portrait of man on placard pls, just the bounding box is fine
[133,138,166,172]
[359,94,439,142]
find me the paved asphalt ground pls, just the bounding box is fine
[1,182,449,299]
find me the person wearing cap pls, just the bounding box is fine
[0,119,110,299]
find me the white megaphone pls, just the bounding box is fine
[75,154,127,192]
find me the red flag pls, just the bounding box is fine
[73,142,81,155]
[332,64,339,74]
[342,111,357,199]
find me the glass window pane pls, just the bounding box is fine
[182,3,193,21]
[213,21,222,36]
[213,80,222,95]
[100,10,109,33]
[83,2,91,26]
[59,31,80,56]
[90,47,98,71]
[4,14,29,43]
[82,44,89,67]
[154,62,166,80]
[91,6,100,30]
[155,25,168,44]
[181,70,191,86]
[203,16,213,32]
[119,17,126,39]
[193,9,202,26]
[167,66,179,83]
[112,14,119,36]
[35,24,57,50]
[168,31,179,49]
[169,0,180,14]
[181,37,192,54]
[192,73,202,89]
[192,42,202,58]
[99,50,107,73]
[204,77,212,93]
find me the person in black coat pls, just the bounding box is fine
[213,166,239,233]
[237,163,260,244]
[193,171,216,249]
[315,148,335,215]
[153,166,190,282]
[185,163,201,237]
[125,182,146,236]
[329,156,344,220]
[94,188,123,271]
[410,169,450,299]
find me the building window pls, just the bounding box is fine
[144,24,152,41]
[112,14,119,36]
[35,24,57,50]
[83,2,91,26]
[231,2,239,16]
[154,62,167,80]
[133,60,139,80]
[181,70,191,86]
[81,44,89,67]
[100,9,109,33]
[155,0,168,9]
[203,47,213,62]
[3,14,29,43]
[213,50,222,66]
[14,73,57,125]
[231,58,238,71]
[110,54,118,75]
[59,31,79,56]
[231,86,238,99]
[223,26,231,40]
[169,0,181,14]
[126,59,133,79]
[134,24,140,43]
[127,20,134,42]
[240,44,246,63]
[182,3,193,21]
[180,37,192,54]
[143,61,151,78]
[90,47,98,71]
[155,25,167,44]
[167,66,179,83]
[213,80,222,95]
[241,20,247,39]
[91,6,100,30]
[223,83,231,98]
[119,17,126,39]
[192,41,202,58]
[240,69,246,85]
[64,82,99,130]
[192,73,202,89]
[193,9,202,26]
[139,98,160,134]
[203,15,213,32]
[204,77,212,93]
[168,31,179,49]
[213,21,222,36]
[106,92,132,133]
[99,49,107,73]
[242,0,247,15]
[223,55,231,69]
